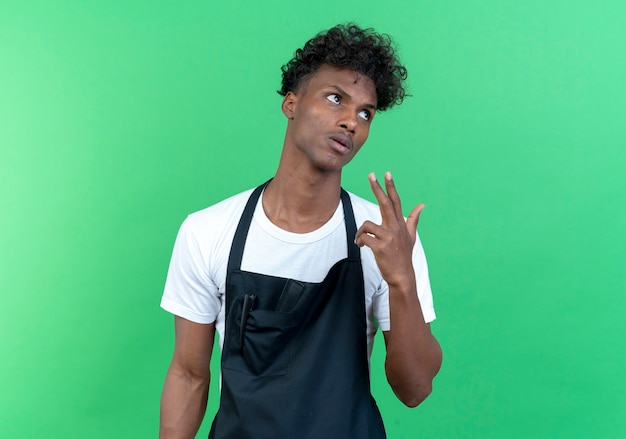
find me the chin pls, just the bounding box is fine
[315,159,349,173]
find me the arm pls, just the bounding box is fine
[383,286,442,407]
[160,316,216,439]
[355,172,442,408]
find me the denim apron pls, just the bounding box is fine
[209,182,386,439]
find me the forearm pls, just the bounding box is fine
[159,366,210,439]
[384,277,442,407]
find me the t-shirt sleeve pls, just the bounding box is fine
[375,230,436,331]
[412,231,436,324]
[160,216,221,324]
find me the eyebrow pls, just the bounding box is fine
[330,85,377,110]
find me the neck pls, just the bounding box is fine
[263,165,343,234]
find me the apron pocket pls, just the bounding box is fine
[242,310,295,376]
[224,301,295,377]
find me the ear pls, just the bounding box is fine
[281,92,297,119]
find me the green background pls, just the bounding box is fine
[1,0,625,437]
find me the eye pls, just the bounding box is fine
[358,110,371,121]
[326,94,341,104]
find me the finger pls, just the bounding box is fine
[384,171,404,222]
[355,221,386,242]
[368,173,395,224]
[354,229,381,249]
[406,204,425,242]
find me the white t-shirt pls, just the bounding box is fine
[161,188,436,358]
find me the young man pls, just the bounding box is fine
[160,24,442,439]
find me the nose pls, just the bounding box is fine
[338,109,358,134]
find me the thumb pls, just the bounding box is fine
[406,204,425,242]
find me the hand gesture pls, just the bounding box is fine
[355,172,424,288]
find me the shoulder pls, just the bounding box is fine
[178,188,255,252]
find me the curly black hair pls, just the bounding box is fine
[278,23,407,112]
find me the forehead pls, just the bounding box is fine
[300,65,377,105]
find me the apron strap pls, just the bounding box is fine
[340,189,360,260]
[227,181,268,272]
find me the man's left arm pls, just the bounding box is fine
[355,172,443,408]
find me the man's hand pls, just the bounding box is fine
[355,171,423,288]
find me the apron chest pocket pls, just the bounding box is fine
[224,298,295,377]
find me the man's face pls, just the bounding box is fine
[282,64,377,173]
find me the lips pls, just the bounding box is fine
[329,134,353,153]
